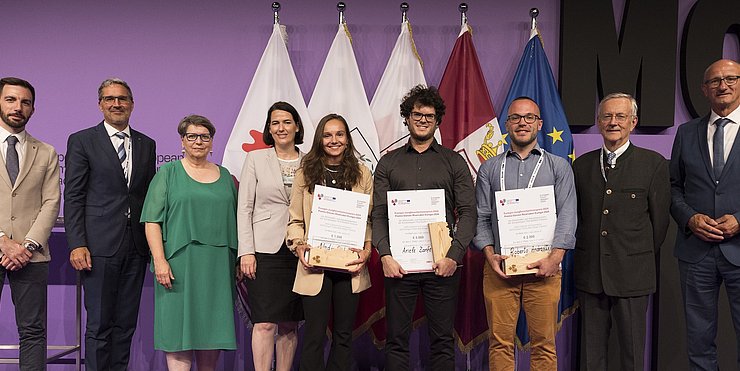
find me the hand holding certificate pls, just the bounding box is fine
[495,185,557,276]
[387,189,446,273]
[305,185,371,272]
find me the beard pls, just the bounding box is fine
[407,121,437,142]
[0,109,29,130]
[509,131,538,148]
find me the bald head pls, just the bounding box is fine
[701,59,740,117]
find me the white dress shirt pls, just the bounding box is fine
[707,107,740,165]
[103,122,132,186]
[0,126,27,174]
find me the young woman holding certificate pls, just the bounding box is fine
[285,114,373,370]
[237,102,305,371]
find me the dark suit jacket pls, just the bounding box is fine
[670,115,740,266]
[64,122,156,257]
[574,144,670,297]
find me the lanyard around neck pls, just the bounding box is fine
[500,151,545,191]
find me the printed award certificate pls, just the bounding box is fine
[495,185,556,275]
[305,185,370,270]
[387,189,446,272]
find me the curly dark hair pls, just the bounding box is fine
[301,114,362,193]
[399,84,446,125]
[262,101,305,146]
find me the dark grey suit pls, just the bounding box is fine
[574,144,670,370]
[670,115,740,370]
[64,122,156,370]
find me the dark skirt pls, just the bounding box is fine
[246,243,303,323]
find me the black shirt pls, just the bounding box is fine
[371,139,477,263]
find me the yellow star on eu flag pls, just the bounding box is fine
[568,149,576,163]
[547,127,564,144]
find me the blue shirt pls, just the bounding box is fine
[473,145,577,254]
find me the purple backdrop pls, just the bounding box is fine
[1,0,739,370]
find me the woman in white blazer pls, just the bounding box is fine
[238,102,305,371]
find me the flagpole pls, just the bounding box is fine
[272,2,280,24]
[458,3,468,25]
[337,2,346,25]
[400,2,408,23]
[530,7,539,31]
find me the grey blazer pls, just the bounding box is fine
[237,148,303,256]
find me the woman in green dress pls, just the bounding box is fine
[141,115,237,371]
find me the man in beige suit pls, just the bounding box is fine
[0,77,61,371]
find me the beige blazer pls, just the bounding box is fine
[286,164,373,296]
[237,148,304,256]
[0,133,60,263]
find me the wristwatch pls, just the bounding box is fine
[23,241,42,253]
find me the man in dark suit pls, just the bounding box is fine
[0,77,61,371]
[573,93,670,370]
[64,78,156,371]
[670,59,740,370]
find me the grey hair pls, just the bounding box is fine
[177,114,216,137]
[598,92,637,116]
[98,78,133,102]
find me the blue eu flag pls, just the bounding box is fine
[500,28,577,347]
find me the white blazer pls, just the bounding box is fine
[237,148,303,256]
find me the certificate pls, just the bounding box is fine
[387,189,446,272]
[307,185,370,251]
[495,185,556,275]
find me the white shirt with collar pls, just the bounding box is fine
[707,106,740,165]
[103,121,132,186]
[602,140,630,166]
[0,126,28,174]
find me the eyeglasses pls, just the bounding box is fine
[507,113,540,124]
[183,133,212,142]
[410,111,437,122]
[598,113,633,123]
[101,95,132,105]
[704,75,739,88]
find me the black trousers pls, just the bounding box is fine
[384,271,460,371]
[299,270,359,371]
[578,290,649,371]
[0,262,48,371]
[81,226,147,371]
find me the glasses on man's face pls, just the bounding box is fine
[410,111,437,122]
[598,113,632,124]
[507,113,540,124]
[101,95,132,105]
[704,75,739,89]
[183,133,212,142]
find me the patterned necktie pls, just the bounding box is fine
[5,135,19,186]
[606,151,616,167]
[713,118,730,179]
[114,132,128,183]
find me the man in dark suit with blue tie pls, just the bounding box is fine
[670,59,740,370]
[64,78,156,370]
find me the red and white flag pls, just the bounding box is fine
[370,20,439,155]
[438,23,504,182]
[308,23,379,172]
[222,23,314,177]
[438,22,503,351]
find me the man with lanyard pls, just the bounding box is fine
[473,96,577,370]
[573,93,670,370]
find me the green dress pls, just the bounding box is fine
[141,160,237,351]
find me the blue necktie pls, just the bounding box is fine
[713,118,730,179]
[5,135,19,186]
